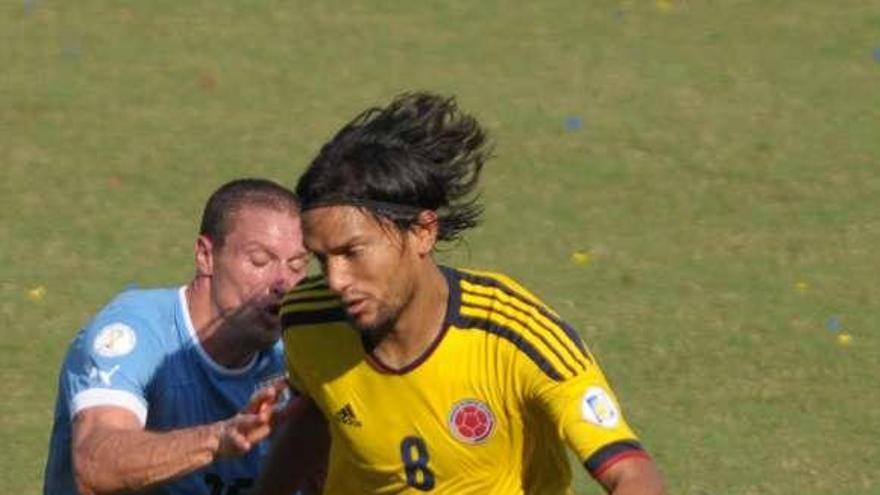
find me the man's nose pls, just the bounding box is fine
[270,265,302,297]
[324,258,350,294]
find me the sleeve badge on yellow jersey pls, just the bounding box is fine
[93,323,137,358]
[580,387,620,428]
[448,399,495,444]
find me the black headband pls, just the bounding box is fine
[300,198,425,217]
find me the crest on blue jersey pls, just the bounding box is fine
[93,323,137,358]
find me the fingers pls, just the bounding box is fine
[216,413,274,458]
[246,386,282,416]
[220,422,253,455]
[245,378,291,415]
[236,413,273,441]
[218,380,295,459]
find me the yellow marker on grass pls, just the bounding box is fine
[27,286,47,301]
[656,0,673,12]
[570,251,591,266]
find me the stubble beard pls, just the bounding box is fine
[350,303,398,349]
[353,275,417,349]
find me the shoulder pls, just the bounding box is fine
[279,276,365,388]
[96,287,179,328]
[280,275,347,330]
[59,288,180,422]
[448,267,593,383]
[280,275,358,357]
[80,287,180,357]
[452,268,554,311]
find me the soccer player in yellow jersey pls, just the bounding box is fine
[256,93,666,495]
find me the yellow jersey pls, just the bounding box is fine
[281,267,647,494]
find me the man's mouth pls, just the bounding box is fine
[344,298,367,316]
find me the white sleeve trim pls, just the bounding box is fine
[71,388,148,426]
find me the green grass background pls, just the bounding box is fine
[3,1,879,493]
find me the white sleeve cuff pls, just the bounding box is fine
[70,388,148,426]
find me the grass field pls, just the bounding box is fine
[3,1,880,493]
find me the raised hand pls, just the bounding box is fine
[216,380,289,458]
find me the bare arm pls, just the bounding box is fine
[254,396,330,495]
[595,455,666,495]
[73,384,282,495]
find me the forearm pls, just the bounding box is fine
[609,476,665,495]
[599,456,666,495]
[74,421,222,495]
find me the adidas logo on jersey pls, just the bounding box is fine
[334,403,362,427]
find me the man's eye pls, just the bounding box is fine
[250,255,271,267]
[288,256,310,272]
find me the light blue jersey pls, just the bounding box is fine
[44,286,286,495]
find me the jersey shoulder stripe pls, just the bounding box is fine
[454,269,592,381]
[458,269,591,359]
[457,268,552,313]
[456,313,566,381]
[458,292,587,378]
[281,276,346,328]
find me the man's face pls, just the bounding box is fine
[207,205,308,348]
[302,206,421,337]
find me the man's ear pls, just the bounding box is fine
[195,235,215,277]
[411,210,439,257]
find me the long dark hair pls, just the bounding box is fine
[296,92,491,243]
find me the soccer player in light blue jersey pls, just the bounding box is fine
[44,178,310,495]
